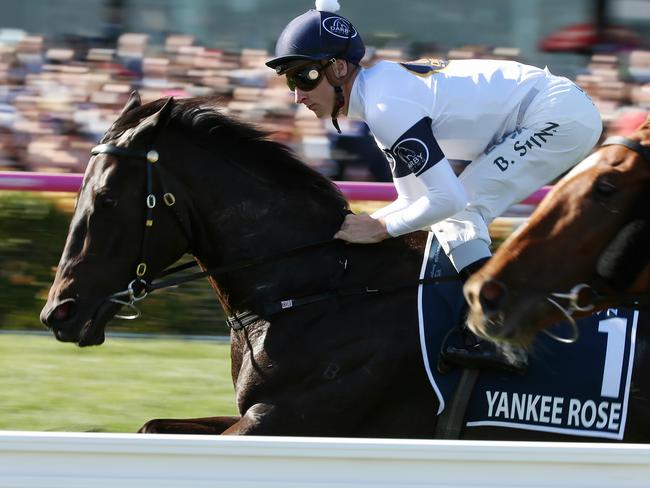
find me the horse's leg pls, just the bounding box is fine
[219,393,438,438]
[138,415,240,434]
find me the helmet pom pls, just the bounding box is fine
[315,0,341,12]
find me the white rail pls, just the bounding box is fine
[1,431,649,487]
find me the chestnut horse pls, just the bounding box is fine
[465,115,650,345]
[40,93,650,440]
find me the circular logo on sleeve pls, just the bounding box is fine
[394,138,429,174]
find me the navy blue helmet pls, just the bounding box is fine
[266,9,365,74]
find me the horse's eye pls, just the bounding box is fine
[97,194,118,209]
[594,177,618,196]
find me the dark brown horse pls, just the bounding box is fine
[465,115,650,346]
[40,93,650,441]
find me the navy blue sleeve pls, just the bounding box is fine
[384,117,445,178]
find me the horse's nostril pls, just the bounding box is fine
[481,280,502,301]
[46,299,77,328]
[53,302,72,320]
[479,280,506,317]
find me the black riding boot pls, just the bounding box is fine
[439,321,529,374]
[439,257,529,374]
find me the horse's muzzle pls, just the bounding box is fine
[477,279,507,319]
[40,298,78,333]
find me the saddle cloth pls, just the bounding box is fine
[418,232,639,440]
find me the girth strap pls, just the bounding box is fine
[224,273,462,330]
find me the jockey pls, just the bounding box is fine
[266,0,603,373]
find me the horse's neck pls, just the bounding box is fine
[197,186,341,262]
[178,157,345,311]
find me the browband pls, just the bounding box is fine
[91,144,158,163]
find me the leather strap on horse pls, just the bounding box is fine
[145,238,346,293]
[596,287,650,310]
[601,136,650,163]
[434,369,479,439]
[261,273,460,313]
[220,268,462,330]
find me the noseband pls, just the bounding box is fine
[545,135,650,341]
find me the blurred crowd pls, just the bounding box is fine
[0,28,649,181]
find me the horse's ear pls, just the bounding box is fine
[119,91,142,117]
[132,97,174,146]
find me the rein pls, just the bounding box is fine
[545,135,650,338]
[91,142,462,325]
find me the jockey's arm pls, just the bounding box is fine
[377,158,467,236]
[335,94,467,243]
[370,115,467,236]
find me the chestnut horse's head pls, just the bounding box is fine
[464,116,650,345]
[39,93,189,346]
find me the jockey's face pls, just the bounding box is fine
[290,63,335,119]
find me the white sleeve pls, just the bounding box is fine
[370,197,411,220]
[382,158,467,236]
[363,96,468,236]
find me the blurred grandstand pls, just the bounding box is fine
[0,30,649,180]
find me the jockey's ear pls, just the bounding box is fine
[332,59,349,79]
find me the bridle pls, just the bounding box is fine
[90,142,188,319]
[89,141,467,328]
[91,142,356,324]
[91,142,448,327]
[545,135,650,342]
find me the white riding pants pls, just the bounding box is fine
[432,76,603,272]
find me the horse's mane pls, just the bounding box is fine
[102,96,348,209]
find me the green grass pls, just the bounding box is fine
[0,333,237,433]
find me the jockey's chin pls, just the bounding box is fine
[306,103,329,119]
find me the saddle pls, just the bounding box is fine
[419,232,639,441]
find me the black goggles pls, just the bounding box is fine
[285,63,330,92]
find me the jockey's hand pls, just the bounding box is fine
[334,213,391,243]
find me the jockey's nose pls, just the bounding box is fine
[294,89,307,104]
[478,279,507,319]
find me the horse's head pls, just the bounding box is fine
[40,93,190,346]
[464,121,650,345]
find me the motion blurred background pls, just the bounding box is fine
[1,0,650,336]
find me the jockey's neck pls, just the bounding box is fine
[340,65,361,117]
